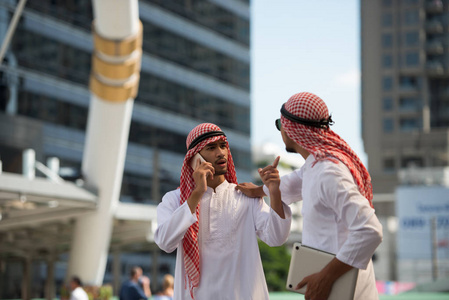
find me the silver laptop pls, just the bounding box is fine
[286,243,358,300]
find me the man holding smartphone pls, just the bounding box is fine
[154,123,291,300]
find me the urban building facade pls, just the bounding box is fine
[361,0,449,285]
[0,0,251,298]
[361,0,449,195]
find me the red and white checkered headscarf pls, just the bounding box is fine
[180,123,238,298]
[281,92,373,208]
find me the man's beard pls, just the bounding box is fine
[286,147,296,153]
[215,168,227,176]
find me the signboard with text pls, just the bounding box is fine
[396,186,449,260]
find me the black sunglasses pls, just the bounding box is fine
[275,119,282,131]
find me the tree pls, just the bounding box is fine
[258,240,291,291]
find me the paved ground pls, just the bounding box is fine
[269,292,449,300]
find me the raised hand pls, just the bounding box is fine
[258,156,285,219]
[258,156,281,192]
[187,159,215,214]
[192,159,215,194]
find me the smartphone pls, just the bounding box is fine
[190,153,206,170]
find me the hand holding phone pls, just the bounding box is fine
[190,153,206,170]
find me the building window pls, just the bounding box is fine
[137,72,250,134]
[399,97,419,112]
[383,97,393,111]
[17,91,88,130]
[403,10,419,26]
[143,0,250,46]
[405,52,420,66]
[141,21,250,90]
[404,31,420,46]
[12,26,91,86]
[383,158,395,173]
[382,13,393,27]
[399,76,419,91]
[401,157,423,168]
[382,33,393,48]
[383,54,393,68]
[383,118,394,133]
[383,76,393,91]
[400,118,420,132]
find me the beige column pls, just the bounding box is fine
[21,257,31,300]
[113,251,121,296]
[67,0,142,286]
[45,256,55,300]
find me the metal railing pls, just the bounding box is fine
[21,148,64,183]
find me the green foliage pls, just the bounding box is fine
[256,160,272,168]
[83,285,113,300]
[258,240,291,291]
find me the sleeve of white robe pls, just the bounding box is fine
[263,169,304,205]
[321,164,383,270]
[154,190,197,253]
[252,196,292,247]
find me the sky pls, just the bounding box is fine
[250,0,367,166]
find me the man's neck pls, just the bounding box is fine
[295,145,310,160]
[207,175,225,190]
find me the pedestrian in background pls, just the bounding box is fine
[69,276,88,300]
[119,266,151,300]
[152,274,174,300]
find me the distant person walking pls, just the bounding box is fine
[119,266,152,300]
[69,276,88,300]
[152,274,174,300]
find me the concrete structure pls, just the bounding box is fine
[360,0,449,284]
[361,0,449,195]
[67,0,142,286]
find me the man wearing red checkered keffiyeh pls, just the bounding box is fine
[237,92,383,300]
[154,123,292,300]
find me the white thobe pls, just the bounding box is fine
[264,155,383,300]
[155,180,292,300]
[70,287,89,300]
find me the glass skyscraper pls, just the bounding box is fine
[0,0,251,298]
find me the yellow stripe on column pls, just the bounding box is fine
[90,20,143,102]
[93,22,143,56]
[92,51,141,80]
[90,74,140,102]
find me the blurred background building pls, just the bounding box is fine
[361,0,449,194]
[0,0,251,298]
[361,0,449,289]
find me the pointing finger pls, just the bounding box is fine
[272,156,280,168]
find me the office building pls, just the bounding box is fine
[361,0,449,196]
[0,0,251,298]
[361,0,449,284]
